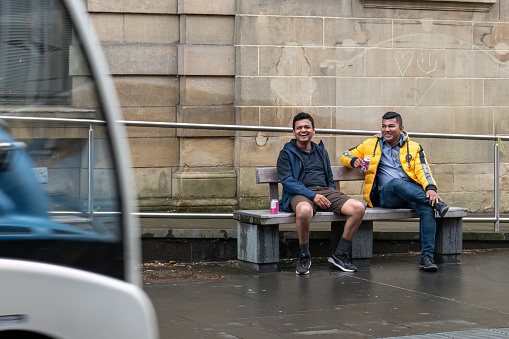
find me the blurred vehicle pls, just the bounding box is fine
[0,0,158,338]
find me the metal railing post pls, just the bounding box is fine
[88,125,94,221]
[494,142,500,232]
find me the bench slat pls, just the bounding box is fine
[256,166,365,184]
[234,207,468,226]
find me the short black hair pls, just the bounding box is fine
[293,112,315,130]
[382,111,403,127]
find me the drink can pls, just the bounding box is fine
[361,157,370,171]
[270,199,279,213]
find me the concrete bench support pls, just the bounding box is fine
[237,222,279,273]
[435,217,463,264]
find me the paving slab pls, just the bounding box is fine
[144,249,509,338]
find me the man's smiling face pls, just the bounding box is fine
[293,119,315,149]
[381,118,403,146]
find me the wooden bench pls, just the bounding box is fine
[233,166,467,273]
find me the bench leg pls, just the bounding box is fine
[331,220,373,268]
[237,222,279,273]
[434,217,462,264]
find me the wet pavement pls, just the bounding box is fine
[143,249,509,338]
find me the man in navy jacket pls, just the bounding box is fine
[277,112,365,275]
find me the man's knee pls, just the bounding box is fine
[351,200,365,218]
[341,199,365,218]
[295,202,313,221]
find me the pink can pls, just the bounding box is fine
[270,199,279,213]
[361,157,370,171]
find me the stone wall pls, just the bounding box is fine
[88,0,509,214]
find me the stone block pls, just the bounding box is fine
[335,107,391,132]
[454,172,494,192]
[416,79,483,106]
[177,106,235,137]
[72,76,99,109]
[235,107,259,137]
[367,48,445,78]
[103,44,177,75]
[502,0,509,21]
[336,78,415,106]
[485,80,509,106]
[128,137,179,167]
[80,138,115,169]
[114,76,179,107]
[258,46,365,77]
[87,0,177,14]
[494,107,509,135]
[123,107,177,138]
[47,168,80,199]
[311,77,336,107]
[178,0,236,15]
[444,191,493,213]
[79,168,118,201]
[236,16,323,46]
[324,18,392,48]
[179,76,234,106]
[473,23,509,50]
[237,222,279,264]
[125,14,179,44]
[178,45,235,76]
[180,15,234,45]
[337,181,364,196]
[429,139,493,164]
[172,168,237,198]
[237,0,350,17]
[180,137,234,167]
[395,106,492,135]
[446,50,509,78]
[236,136,281,167]
[132,167,172,197]
[260,107,332,130]
[237,167,270,198]
[336,135,371,159]
[90,14,124,43]
[393,20,472,49]
[236,46,258,76]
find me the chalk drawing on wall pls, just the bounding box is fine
[417,52,437,74]
[394,51,414,77]
[395,50,438,77]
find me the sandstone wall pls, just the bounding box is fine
[87,0,509,213]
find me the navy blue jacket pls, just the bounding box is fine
[276,139,336,212]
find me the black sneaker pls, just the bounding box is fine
[328,253,357,272]
[419,255,438,272]
[434,201,449,217]
[296,255,311,275]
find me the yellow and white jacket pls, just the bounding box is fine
[341,131,437,207]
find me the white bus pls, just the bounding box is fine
[0,0,158,338]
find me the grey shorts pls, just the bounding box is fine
[290,186,351,214]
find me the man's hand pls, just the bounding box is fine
[313,194,331,209]
[353,158,364,168]
[426,190,442,206]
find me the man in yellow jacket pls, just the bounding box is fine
[341,111,449,272]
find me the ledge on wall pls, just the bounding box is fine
[362,0,496,12]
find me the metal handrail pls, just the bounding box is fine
[2,116,507,229]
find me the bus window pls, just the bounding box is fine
[0,0,125,280]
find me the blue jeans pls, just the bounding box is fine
[379,178,436,259]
